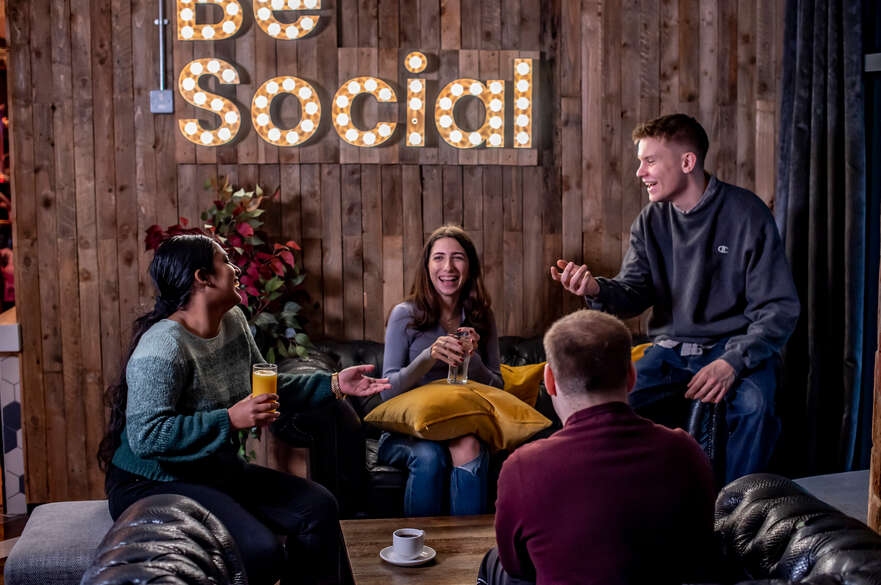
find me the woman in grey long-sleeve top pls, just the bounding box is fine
[377,225,502,517]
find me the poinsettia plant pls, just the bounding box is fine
[145,178,310,363]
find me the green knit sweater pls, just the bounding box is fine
[111,306,332,481]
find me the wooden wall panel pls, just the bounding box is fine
[8,0,787,502]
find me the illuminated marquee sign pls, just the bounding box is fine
[174,0,535,151]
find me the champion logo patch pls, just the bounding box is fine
[717,245,729,254]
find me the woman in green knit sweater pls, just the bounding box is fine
[98,234,389,585]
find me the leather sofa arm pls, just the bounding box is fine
[715,473,881,584]
[80,494,248,585]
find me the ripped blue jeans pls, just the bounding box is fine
[377,432,488,517]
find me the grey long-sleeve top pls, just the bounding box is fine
[380,301,503,401]
[587,176,800,375]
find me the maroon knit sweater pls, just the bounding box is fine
[494,401,716,585]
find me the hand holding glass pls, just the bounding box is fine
[447,330,472,384]
[252,363,278,412]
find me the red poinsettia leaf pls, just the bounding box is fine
[286,240,301,251]
[255,251,274,261]
[236,222,254,237]
[270,258,285,276]
[279,250,295,268]
[228,234,242,248]
[144,225,166,251]
[245,286,260,297]
[273,243,285,251]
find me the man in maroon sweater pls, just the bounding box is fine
[479,310,717,585]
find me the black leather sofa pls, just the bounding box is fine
[275,337,726,518]
[713,473,881,584]
[78,474,881,584]
[79,494,247,585]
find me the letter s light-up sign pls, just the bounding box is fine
[175,0,535,151]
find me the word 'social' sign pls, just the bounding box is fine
[175,0,535,150]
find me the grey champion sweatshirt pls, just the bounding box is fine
[588,176,800,375]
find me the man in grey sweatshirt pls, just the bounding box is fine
[551,113,800,482]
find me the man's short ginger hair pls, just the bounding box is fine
[632,113,709,168]
[543,310,632,395]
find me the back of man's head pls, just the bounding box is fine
[543,310,632,397]
[632,113,709,168]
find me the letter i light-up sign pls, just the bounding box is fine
[174,0,535,151]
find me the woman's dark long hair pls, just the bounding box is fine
[97,234,217,471]
[403,225,493,337]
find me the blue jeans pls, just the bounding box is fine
[377,433,488,517]
[628,342,781,483]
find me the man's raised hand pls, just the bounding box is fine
[550,259,600,297]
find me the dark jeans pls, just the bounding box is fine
[629,342,781,483]
[477,548,534,585]
[377,432,488,517]
[107,461,346,585]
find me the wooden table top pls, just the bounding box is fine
[341,515,496,585]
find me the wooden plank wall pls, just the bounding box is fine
[8,0,785,502]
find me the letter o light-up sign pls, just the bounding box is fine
[251,77,321,146]
[178,58,241,145]
[332,77,398,147]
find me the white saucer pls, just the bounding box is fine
[379,545,436,566]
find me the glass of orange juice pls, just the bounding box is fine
[252,363,278,404]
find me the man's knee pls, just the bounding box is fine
[727,367,777,417]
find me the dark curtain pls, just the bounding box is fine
[855,0,881,471]
[774,0,869,476]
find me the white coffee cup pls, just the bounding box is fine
[392,528,425,559]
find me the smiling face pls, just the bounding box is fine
[206,243,243,310]
[428,237,469,303]
[635,137,691,204]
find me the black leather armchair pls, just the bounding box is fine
[80,494,247,585]
[714,473,881,584]
[275,336,725,518]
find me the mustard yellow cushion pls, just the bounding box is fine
[365,380,551,451]
[631,342,651,362]
[501,362,546,406]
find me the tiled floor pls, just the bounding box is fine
[0,355,24,515]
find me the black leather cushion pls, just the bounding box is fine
[715,474,881,584]
[80,494,247,585]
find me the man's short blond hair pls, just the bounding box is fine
[632,113,709,168]
[543,310,632,395]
